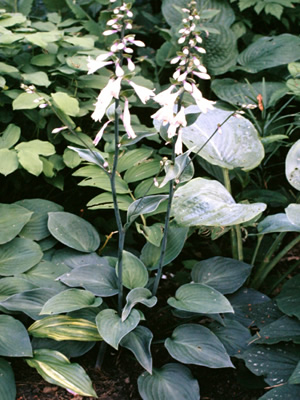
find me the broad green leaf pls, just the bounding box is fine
[135,223,164,247]
[16,198,63,240]
[0,237,43,276]
[211,79,287,108]
[32,337,95,359]
[0,315,32,357]
[0,61,20,77]
[159,151,194,188]
[19,260,68,290]
[165,324,234,368]
[22,72,51,87]
[0,358,16,400]
[96,309,140,350]
[120,326,153,374]
[58,264,119,297]
[258,213,300,234]
[64,36,95,49]
[12,92,42,110]
[15,140,55,156]
[286,139,300,190]
[172,178,266,227]
[26,349,97,397]
[276,275,300,319]
[74,165,129,194]
[237,344,300,386]
[249,315,300,345]
[0,13,26,27]
[63,148,81,168]
[118,148,153,173]
[117,251,148,290]
[285,204,300,227]
[31,54,56,66]
[17,149,43,176]
[134,177,169,198]
[168,283,234,314]
[191,256,252,294]
[0,149,18,175]
[209,317,251,356]
[24,31,62,48]
[61,131,94,148]
[182,106,264,171]
[87,192,132,211]
[138,363,200,400]
[48,212,100,253]
[127,195,169,225]
[124,159,161,183]
[51,92,80,117]
[52,248,108,269]
[122,288,157,322]
[0,124,21,149]
[289,361,300,384]
[287,78,300,96]
[40,289,102,315]
[258,384,300,400]
[0,277,37,301]
[0,203,32,244]
[237,34,300,73]
[68,146,106,168]
[29,315,102,341]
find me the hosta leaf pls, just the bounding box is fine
[0,315,32,357]
[120,326,153,374]
[51,92,79,117]
[19,260,68,290]
[17,150,43,176]
[237,344,300,386]
[0,237,43,276]
[135,223,164,247]
[0,288,60,320]
[286,139,300,190]
[159,151,194,188]
[52,248,108,269]
[28,315,102,341]
[165,324,233,368]
[0,277,37,301]
[117,148,153,173]
[124,159,161,183]
[12,92,42,110]
[16,198,64,240]
[172,178,266,227]
[191,256,252,294]
[68,146,106,168]
[0,124,21,149]
[285,204,300,227]
[87,192,132,211]
[15,140,55,156]
[138,363,200,400]
[26,349,97,397]
[276,275,300,319]
[289,360,300,384]
[127,195,169,225]
[257,213,300,234]
[48,212,100,253]
[0,204,32,244]
[0,149,19,175]
[211,79,287,108]
[118,251,148,290]
[0,358,16,400]
[22,71,51,87]
[63,148,81,168]
[32,337,95,359]
[59,264,118,297]
[122,288,157,322]
[258,384,300,400]
[168,283,234,314]
[40,289,103,315]
[182,106,264,171]
[96,308,140,350]
[237,34,300,73]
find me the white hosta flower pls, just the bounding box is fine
[153,86,181,106]
[94,119,112,145]
[87,54,113,75]
[128,81,155,104]
[122,98,137,139]
[151,104,174,126]
[92,78,122,122]
[52,126,68,134]
[167,106,187,138]
[175,129,183,155]
[193,71,211,80]
[190,83,215,113]
[127,57,135,71]
[115,63,125,77]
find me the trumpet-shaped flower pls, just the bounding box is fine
[87,54,113,75]
[92,78,122,122]
[174,129,183,155]
[151,104,174,126]
[93,119,112,145]
[128,81,155,104]
[122,98,137,139]
[190,83,215,113]
[153,86,182,106]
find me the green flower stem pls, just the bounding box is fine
[251,234,300,289]
[251,234,264,266]
[235,225,243,261]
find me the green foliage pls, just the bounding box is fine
[230,0,298,19]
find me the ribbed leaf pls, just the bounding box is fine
[0,358,16,400]
[118,148,153,173]
[258,213,300,234]
[127,195,168,225]
[32,337,95,359]
[0,277,37,301]
[87,192,132,211]
[48,212,100,253]
[118,251,148,290]
[122,288,157,322]
[52,248,108,269]
[258,384,300,400]
[20,260,69,290]
[168,283,234,314]
[286,139,300,190]
[191,256,252,294]
[0,315,32,357]
[96,309,140,350]
[29,315,102,341]
[0,238,43,276]
[40,289,103,315]
[182,106,264,171]
[26,349,97,397]
[59,264,118,297]
[68,146,106,168]
[138,363,200,400]
[276,275,300,319]
[120,326,153,374]
[124,159,161,183]
[0,204,32,244]
[165,324,233,368]
[172,178,266,227]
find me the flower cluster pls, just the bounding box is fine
[150,0,215,154]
